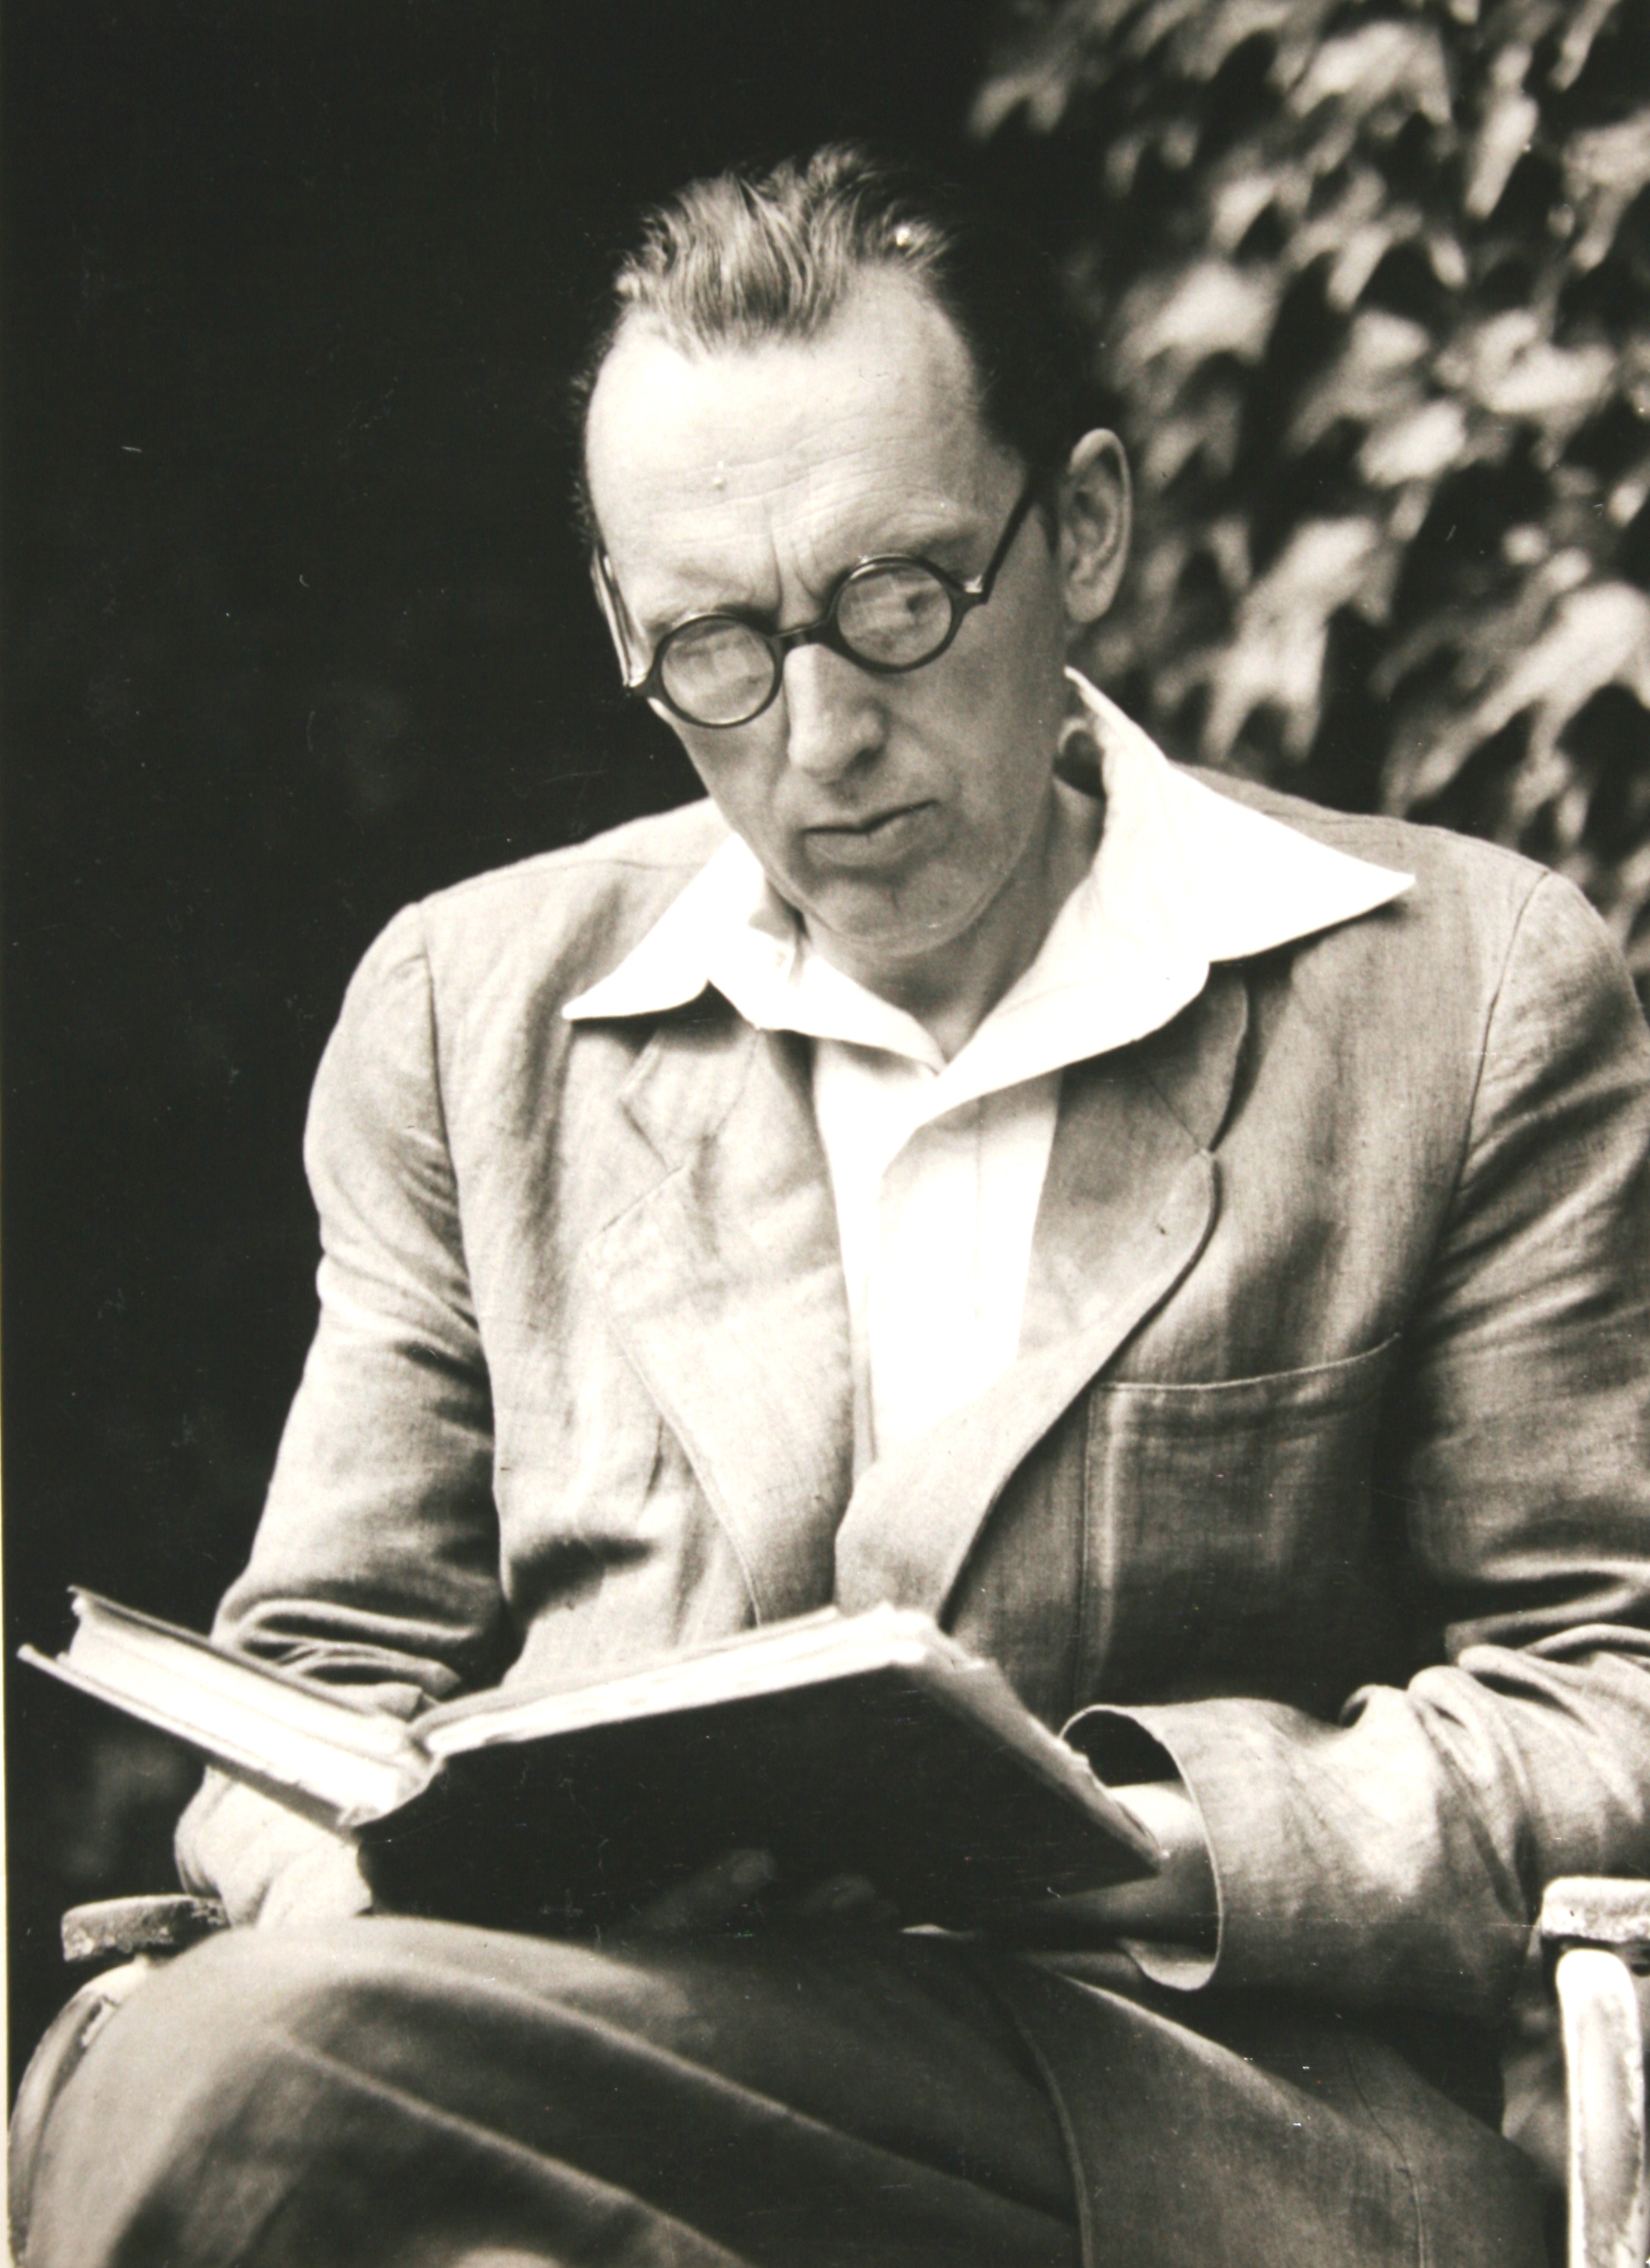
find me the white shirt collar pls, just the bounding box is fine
[564,672,1411,1099]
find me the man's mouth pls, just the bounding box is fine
[802,802,936,864]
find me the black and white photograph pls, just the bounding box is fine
[8,2,1650,2262]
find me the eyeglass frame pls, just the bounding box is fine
[593,470,1045,729]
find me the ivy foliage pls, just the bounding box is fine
[973,0,1650,989]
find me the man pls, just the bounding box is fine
[25,145,1650,2268]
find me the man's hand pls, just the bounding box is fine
[993,1779,1217,1948]
[632,1850,897,1936]
[177,1772,375,1927]
[255,1831,377,1928]
[625,1785,1212,1946]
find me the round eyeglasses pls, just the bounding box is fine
[597,474,1042,729]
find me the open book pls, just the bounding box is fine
[22,1591,1161,1930]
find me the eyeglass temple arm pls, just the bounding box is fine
[590,549,649,691]
[968,476,1042,600]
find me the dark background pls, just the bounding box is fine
[3,0,1035,2077]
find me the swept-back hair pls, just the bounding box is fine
[571,143,1093,543]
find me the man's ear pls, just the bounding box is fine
[1057,430,1131,630]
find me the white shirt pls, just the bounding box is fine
[566,674,1409,1465]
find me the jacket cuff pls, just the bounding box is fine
[1061,1706,1223,1990]
[1064,1695,1529,2015]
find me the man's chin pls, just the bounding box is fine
[794,886,990,996]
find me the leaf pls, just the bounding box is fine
[1465,55,1539,220]
[1204,516,1254,600]
[968,0,1164,134]
[1426,230,1469,294]
[1289,311,1430,453]
[1113,259,1282,403]
[1604,838,1650,954]
[1608,457,1650,530]
[1491,0,1564,47]
[1121,0,1216,64]
[968,49,1082,139]
[1270,167,1436,310]
[1437,307,1541,394]
[1550,0,1626,92]
[1140,384,1246,487]
[1563,111,1650,272]
[1439,311,1618,454]
[1210,164,1297,254]
[1202,518,1390,762]
[1376,549,1593,711]
[1326,210,1420,310]
[1622,333,1650,421]
[968,5,1101,137]
[1178,0,1343,85]
[1358,396,1470,486]
[1285,23,1454,141]
[1477,340,1618,436]
[1394,579,1650,806]
[1275,163,1385,271]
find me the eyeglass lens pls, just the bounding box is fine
[658,617,779,727]
[659,559,959,727]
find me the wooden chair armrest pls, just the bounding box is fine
[1541,1880,1650,1955]
[1539,1879,1650,2268]
[61,1891,229,1965]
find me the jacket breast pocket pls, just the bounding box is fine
[1078,1333,1403,1714]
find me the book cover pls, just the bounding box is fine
[22,1592,1161,1930]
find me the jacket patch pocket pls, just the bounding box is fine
[1078,1334,1403,1713]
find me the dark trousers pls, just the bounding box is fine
[25,1919,1080,2268]
[24,1918,1546,2268]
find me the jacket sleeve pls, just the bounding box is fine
[178,900,506,1913]
[1069,873,1650,2019]
[214,898,506,1697]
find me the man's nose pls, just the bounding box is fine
[778,643,886,780]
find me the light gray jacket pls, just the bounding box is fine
[180,771,1650,2257]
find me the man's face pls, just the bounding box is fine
[583,271,1079,989]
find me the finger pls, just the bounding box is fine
[635,1848,776,1937]
[790,1873,879,1923]
[788,1874,901,1930]
[980,1869,1210,1947]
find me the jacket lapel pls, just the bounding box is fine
[583,1005,854,1624]
[833,968,1249,1619]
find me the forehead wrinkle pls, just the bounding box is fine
[608,410,1013,618]
[617,452,984,623]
